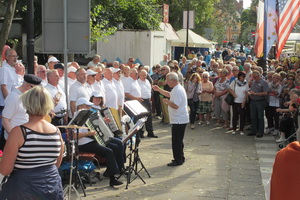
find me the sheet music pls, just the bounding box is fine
[68,109,93,126]
[122,117,147,143]
[124,100,148,116]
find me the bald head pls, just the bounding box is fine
[103,68,113,81]
[129,69,138,80]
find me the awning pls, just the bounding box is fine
[159,22,179,41]
[171,29,213,48]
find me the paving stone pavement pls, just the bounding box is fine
[0,119,280,200]
[65,119,279,200]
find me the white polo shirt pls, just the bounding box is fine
[137,78,151,99]
[2,88,28,139]
[45,83,67,117]
[124,77,141,98]
[0,62,19,95]
[102,78,118,109]
[69,80,90,100]
[113,78,125,108]
[168,84,189,124]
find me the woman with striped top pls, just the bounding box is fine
[0,86,64,200]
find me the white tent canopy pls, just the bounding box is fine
[171,29,213,48]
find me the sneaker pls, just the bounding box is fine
[156,116,162,120]
[231,131,236,135]
[206,121,210,125]
[264,128,270,134]
[190,124,195,129]
[276,137,286,143]
[198,121,203,125]
[240,132,245,136]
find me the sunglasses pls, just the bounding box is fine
[288,78,294,80]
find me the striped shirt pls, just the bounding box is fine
[14,126,61,170]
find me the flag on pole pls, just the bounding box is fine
[254,0,264,58]
[276,0,300,59]
[264,0,277,59]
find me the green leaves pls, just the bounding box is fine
[90,0,161,43]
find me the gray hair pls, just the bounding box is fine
[167,72,178,82]
[202,71,210,77]
[244,63,252,69]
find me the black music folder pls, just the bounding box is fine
[124,100,148,118]
[68,109,93,126]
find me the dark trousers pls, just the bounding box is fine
[171,124,187,164]
[141,98,154,135]
[232,102,246,131]
[266,106,280,129]
[188,100,199,124]
[79,139,124,176]
[153,91,161,116]
[250,100,267,136]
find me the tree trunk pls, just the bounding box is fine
[0,0,18,62]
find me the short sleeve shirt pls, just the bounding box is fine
[169,84,189,124]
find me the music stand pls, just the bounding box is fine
[119,117,151,189]
[62,109,92,199]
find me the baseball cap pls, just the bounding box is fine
[91,91,103,98]
[54,63,64,70]
[67,66,77,73]
[76,97,93,107]
[86,69,97,76]
[110,67,121,73]
[48,57,59,63]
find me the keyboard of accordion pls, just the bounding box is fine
[85,111,114,146]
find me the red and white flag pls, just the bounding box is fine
[276,0,300,59]
[254,0,264,58]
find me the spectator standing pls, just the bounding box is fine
[185,73,201,129]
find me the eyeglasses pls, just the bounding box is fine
[241,76,246,78]
[202,76,208,78]
[91,75,96,77]
[129,60,134,63]
[232,69,238,71]
[288,78,294,80]
[38,70,46,73]
[161,69,166,71]
[10,55,18,58]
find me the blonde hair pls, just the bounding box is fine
[21,86,54,117]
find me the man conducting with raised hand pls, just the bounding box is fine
[153,72,189,166]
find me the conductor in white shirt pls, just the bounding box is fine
[153,72,189,166]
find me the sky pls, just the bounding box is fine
[243,0,252,9]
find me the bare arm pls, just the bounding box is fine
[55,130,64,168]
[1,85,8,99]
[228,88,237,98]
[152,85,170,98]
[2,117,12,133]
[0,127,24,175]
[125,93,143,102]
[164,99,179,109]
[70,101,76,117]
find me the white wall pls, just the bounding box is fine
[97,30,167,67]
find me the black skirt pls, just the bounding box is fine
[0,165,63,200]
